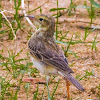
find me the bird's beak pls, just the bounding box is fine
[26,15,35,20]
[26,15,34,18]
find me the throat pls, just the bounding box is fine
[35,29,54,38]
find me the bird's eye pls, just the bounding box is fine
[39,18,44,21]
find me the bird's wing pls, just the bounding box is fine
[28,40,73,74]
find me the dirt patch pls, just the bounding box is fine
[0,0,100,100]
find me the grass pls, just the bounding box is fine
[0,49,38,99]
[76,70,94,80]
[0,0,100,99]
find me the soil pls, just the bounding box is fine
[0,0,100,100]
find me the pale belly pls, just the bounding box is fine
[31,57,58,75]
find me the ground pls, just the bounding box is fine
[0,0,100,100]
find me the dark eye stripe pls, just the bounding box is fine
[39,18,44,21]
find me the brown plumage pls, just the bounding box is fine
[27,14,85,92]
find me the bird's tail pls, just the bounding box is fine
[64,73,85,91]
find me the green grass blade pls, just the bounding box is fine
[51,79,60,100]
[65,35,73,56]
[89,0,100,8]
[68,49,78,58]
[56,40,68,46]
[33,84,39,100]
[50,8,66,11]
[92,33,98,51]
[77,5,91,9]
[0,13,2,28]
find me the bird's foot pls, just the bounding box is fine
[22,78,46,87]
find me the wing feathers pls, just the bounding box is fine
[28,38,73,73]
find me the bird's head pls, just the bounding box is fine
[26,14,55,35]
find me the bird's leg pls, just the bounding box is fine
[22,78,45,87]
[64,78,70,100]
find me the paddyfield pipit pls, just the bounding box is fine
[23,14,85,99]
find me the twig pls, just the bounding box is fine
[0,10,16,39]
[1,15,24,21]
[78,26,100,30]
[21,0,37,30]
[59,19,100,26]
[59,19,100,30]
[29,0,49,13]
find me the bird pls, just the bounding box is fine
[23,14,85,100]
